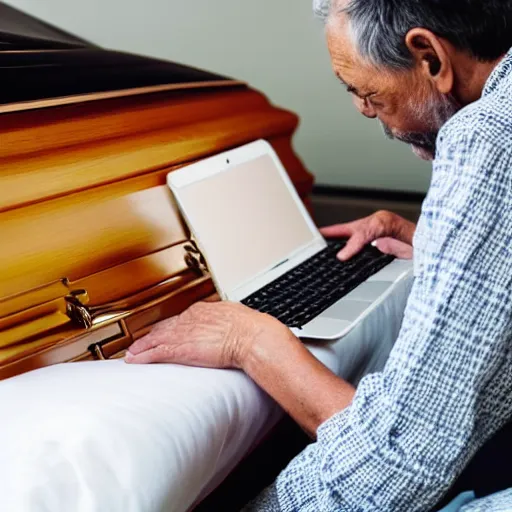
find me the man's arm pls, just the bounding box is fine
[242,329,355,438]
[125,300,355,437]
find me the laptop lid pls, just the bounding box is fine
[168,140,326,301]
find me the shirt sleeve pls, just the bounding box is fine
[276,121,512,512]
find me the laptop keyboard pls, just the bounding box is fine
[241,239,394,329]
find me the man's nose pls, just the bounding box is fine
[352,95,377,119]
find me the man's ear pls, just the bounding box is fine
[405,28,454,94]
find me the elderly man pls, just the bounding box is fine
[126,0,512,510]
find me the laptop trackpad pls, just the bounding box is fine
[323,298,372,321]
[342,281,392,301]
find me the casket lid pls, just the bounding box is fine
[0,2,243,113]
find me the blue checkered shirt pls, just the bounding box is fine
[273,50,512,511]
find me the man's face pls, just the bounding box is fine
[326,20,460,160]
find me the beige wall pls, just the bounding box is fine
[6,0,431,192]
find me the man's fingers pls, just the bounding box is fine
[337,234,367,261]
[319,224,353,238]
[127,334,161,356]
[373,237,413,259]
[128,316,177,355]
[125,346,169,365]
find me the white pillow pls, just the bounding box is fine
[0,360,281,512]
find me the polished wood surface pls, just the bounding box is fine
[1,3,236,109]
[0,82,314,379]
[0,6,314,379]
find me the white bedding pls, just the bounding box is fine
[0,264,413,512]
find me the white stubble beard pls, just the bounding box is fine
[381,92,461,161]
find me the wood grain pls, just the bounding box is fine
[0,83,314,377]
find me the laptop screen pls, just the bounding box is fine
[176,154,318,294]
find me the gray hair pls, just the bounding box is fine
[314,0,512,70]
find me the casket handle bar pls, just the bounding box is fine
[65,242,208,329]
[65,273,194,329]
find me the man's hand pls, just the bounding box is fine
[125,301,288,369]
[125,301,355,436]
[320,210,416,261]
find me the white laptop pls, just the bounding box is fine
[168,139,412,340]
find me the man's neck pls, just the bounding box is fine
[454,53,506,106]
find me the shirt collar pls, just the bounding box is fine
[483,47,512,96]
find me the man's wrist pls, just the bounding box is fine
[239,320,301,374]
[390,212,416,245]
[238,321,355,436]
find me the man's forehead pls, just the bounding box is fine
[326,15,360,69]
[326,19,369,85]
